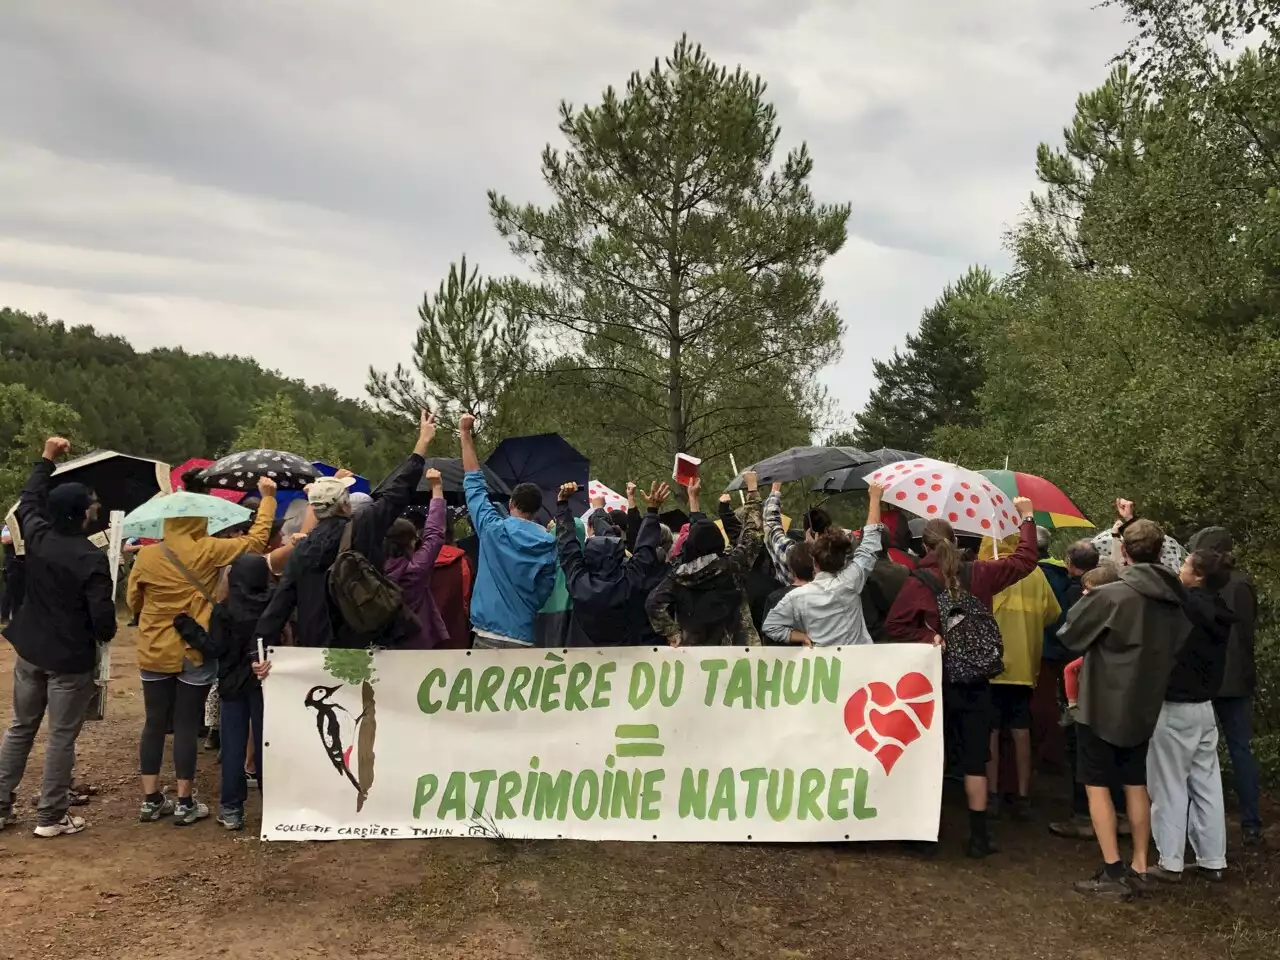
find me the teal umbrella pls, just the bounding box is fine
[123,492,253,540]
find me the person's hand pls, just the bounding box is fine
[458,412,475,437]
[1115,498,1135,522]
[426,468,443,490]
[771,482,783,496]
[930,634,946,650]
[420,409,437,446]
[686,476,702,497]
[257,477,278,498]
[719,493,732,504]
[590,494,606,509]
[667,634,682,649]
[289,532,307,545]
[625,481,637,506]
[791,630,813,648]
[868,481,887,501]
[334,468,354,481]
[43,437,71,461]
[252,659,272,680]
[558,482,579,504]
[643,481,671,510]
[743,471,759,494]
[1013,496,1034,520]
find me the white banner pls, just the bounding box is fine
[261,644,943,843]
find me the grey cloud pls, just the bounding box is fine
[0,0,1131,415]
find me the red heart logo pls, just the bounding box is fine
[843,672,935,775]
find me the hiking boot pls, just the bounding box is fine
[1010,796,1033,823]
[1144,864,1183,884]
[34,814,87,838]
[1049,815,1095,840]
[966,835,999,859]
[217,808,244,831]
[1194,865,1226,883]
[1242,827,1265,848]
[173,799,209,826]
[1074,868,1134,902]
[139,795,175,822]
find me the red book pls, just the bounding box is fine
[673,453,701,485]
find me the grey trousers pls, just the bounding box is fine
[1148,700,1228,872]
[0,655,95,826]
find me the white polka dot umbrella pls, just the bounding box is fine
[863,457,1023,541]
[196,449,319,492]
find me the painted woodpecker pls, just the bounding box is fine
[304,685,361,793]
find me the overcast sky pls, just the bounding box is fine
[0,1,1129,428]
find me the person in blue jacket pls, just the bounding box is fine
[459,413,557,649]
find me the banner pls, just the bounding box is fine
[261,644,943,843]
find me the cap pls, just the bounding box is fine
[307,477,352,518]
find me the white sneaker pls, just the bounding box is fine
[34,814,87,837]
[172,799,210,826]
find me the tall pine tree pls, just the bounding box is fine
[851,267,999,452]
[489,36,849,476]
[367,256,534,438]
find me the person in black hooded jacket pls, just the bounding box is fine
[256,411,432,651]
[554,481,669,646]
[646,473,763,647]
[0,438,115,838]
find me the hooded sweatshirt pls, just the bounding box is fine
[1060,563,1191,747]
[256,452,425,648]
[646,493,763,647]
[463,469,557,644]
[3,458,116,674]
[174,553,275,700]
[555,501,665,646]
[885,518,1039,646]
[430,544,472,648]
[1167,585,1234,703]
[128,496,275,674]
[1188,526,1257,698]
[981,534,1062,686]
[383,496,448,649]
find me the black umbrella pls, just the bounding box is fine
[50,450,170,536]
[659,508,690,531]
[197,449,318,493]
[411,458,511,507]
[725,446,874,491]
[485,433,589,522]
[812,448,923,493]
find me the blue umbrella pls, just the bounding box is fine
[485,434,589,522]
[123,492,253,540]
[274,462,370,516]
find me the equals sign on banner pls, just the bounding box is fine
[614,724,665,758]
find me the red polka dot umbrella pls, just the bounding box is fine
[863,457,1022,540]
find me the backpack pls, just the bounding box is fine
[914,566,1004,683]
[327,521,404,636]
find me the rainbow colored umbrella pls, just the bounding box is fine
[978,470,1092,530]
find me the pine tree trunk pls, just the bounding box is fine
[355,680,377,812]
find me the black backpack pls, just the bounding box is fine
[327,521,404,636]
[914,566,1004,683]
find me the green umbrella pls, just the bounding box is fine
[123,492,253,540]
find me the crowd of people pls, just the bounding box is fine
[0,417,1266,905]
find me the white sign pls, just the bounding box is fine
[261,644,943,843]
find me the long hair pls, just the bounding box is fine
[922,518,963,596]
[383,518,419,561]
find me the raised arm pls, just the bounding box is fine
[366,411,433,536]
[725,472,762,576]
[15,437,70,540]
[405,478,447,577]
[201,478,278,565]
[553,487,589,596]
[762,484,792,579]
[971,497,1039,595]
[622,482,669,590]
[718,495,742,544]
[834,482,886,593]
[459,413,501,536]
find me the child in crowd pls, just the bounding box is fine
[1063,564,1122,712]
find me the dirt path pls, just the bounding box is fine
[0,634,1276,960]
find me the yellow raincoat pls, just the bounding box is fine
[127,497,276,674]
[980,534,1061,687]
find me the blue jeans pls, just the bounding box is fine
[1214,696,1262,832]
[219,688,264,813]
